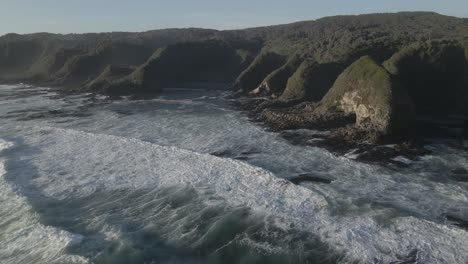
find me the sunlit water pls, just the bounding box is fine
[0,84,467,263]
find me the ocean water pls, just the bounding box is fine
[0,84,467,264]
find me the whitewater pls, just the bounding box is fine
[0,84,467,264]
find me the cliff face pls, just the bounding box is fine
[1,12,468,142]
[316,56,414,136]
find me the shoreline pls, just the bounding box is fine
[3,80,467,166]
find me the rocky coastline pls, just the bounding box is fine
[1,12,468,164]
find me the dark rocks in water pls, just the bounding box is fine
[210,149,234,158]
[211,148,261,161]
[289,174,334,184]
[392,248,419,264]
[254,56,416,156]
[450,168,468,182]
[278,130,429,164]
[446,215,468,230]
[260,102,356,131]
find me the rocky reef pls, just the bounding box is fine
[1,12,468,162]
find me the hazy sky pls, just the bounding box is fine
[1,0,468,35]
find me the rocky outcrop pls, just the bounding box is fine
[316,56,414,136]
[249,57,302,97]
[232,52,286,94]
[383,41,466,115]
[280,60,343,102]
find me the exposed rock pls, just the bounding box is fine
[289,174,334,184]
[316,55,414,137]
[450,168,468,182]
[250,56,302,97]
[383,40,466,115]
[260,102,356,131]
[446,215,468,230]
[232,51,286,94]
[280,60,343,102]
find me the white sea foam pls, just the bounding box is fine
[0,139,87,264]
[2,84,468,263]
[7,127,468,263]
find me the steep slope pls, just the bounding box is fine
[94,40,246,95]
[316,56,414,136]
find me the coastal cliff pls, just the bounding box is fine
[1,12,468,161]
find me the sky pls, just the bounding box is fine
[1,0,468,36]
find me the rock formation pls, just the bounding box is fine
[316,56,414,137]
[383,41,466,115]
[280,60,343,102]
[249,56,302,97]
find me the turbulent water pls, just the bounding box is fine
[0,84,468,264]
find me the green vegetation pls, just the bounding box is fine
[2,12,468,142]
[124,39,244,93]
[250,56,302,96]
[280,60,343,102]
[233,51,286,93]
[316,56,413,134]
[383,40,466,114]
[1,12,468,93]
[86,65,133,92]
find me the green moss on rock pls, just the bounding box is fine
[316,56,414,135]
[280,60,343,102]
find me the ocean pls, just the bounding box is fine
[0,84,467,263]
